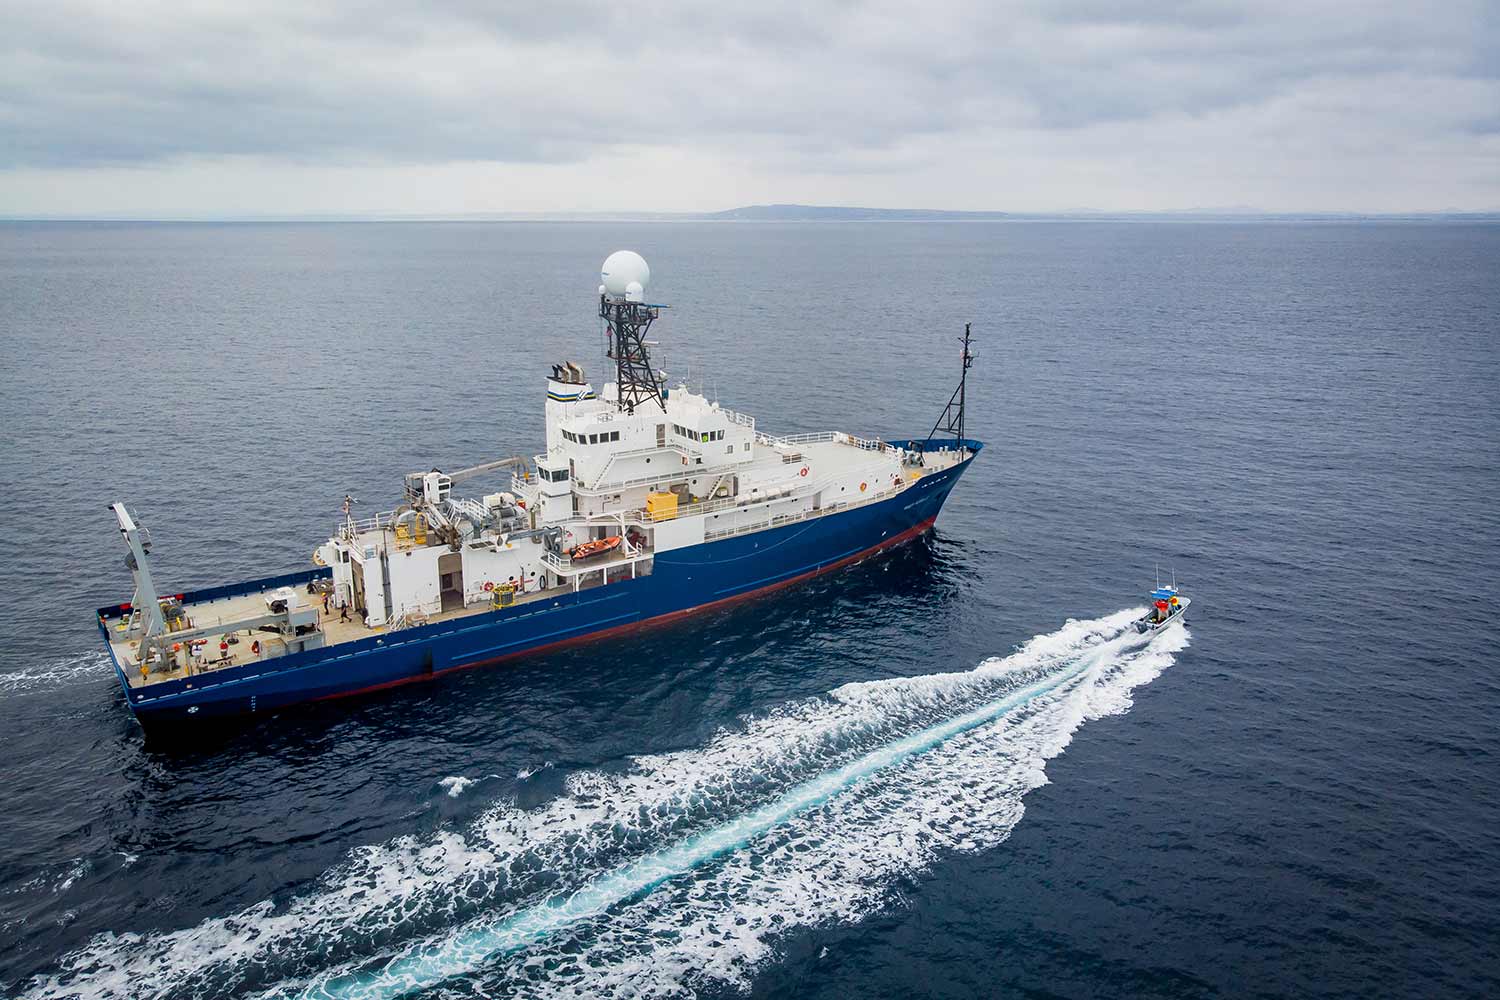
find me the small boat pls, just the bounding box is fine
[1134,585,1190,634]
[568,535,622,561]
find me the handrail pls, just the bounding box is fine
[541,544,654,574]
[338,511,398,541]
[756,431,834,448]
[756,430,887,452]
[720,406,756,429]
[588,443,694,489]
[572,460,701,496]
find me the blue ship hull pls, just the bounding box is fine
[98,441,980,727]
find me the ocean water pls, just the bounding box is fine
[0,219,1496,998]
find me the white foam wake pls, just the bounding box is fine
[0,650,114,694]
[26,611,1180,1000]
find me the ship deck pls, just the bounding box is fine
[106,546,656,689]
[107,438,972,691]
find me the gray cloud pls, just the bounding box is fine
[0,0,1496,211]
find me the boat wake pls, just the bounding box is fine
[0,650,114,695]
[26,611,1187,1000]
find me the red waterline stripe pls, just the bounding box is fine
[315,516,939,704]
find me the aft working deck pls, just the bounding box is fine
[106,580,553,688]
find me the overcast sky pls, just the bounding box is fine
[2,0,1496,216]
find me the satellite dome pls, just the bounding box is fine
[625,280,644,303]
[601,251,650,298]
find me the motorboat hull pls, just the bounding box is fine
[1134,597,1191,634]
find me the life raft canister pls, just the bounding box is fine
[800,466,809,477]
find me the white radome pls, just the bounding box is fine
[601,251,650,298]
[625,280,644,302]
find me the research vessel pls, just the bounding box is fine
[96,252,982,726]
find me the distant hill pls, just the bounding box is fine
[703,204,1012,221]
[696,204,1500,223]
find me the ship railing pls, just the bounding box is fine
[510,473,541,501]
[447,497,490,524]
[555,510,655,533]
[720,407,756,429]
[337,511,399,540]
[540,541,653,575]
[756,431,834,448]
[755,430,885,452]
[583,443,694,490]
[571,459,701,497]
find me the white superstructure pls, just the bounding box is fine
[318,371,951,628]
[309,252,969,631]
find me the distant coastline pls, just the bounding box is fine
[2,204,1498,223]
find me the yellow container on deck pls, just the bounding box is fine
[646,492,678,521]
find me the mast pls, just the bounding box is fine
[600,296,665,414]
[597,250,666,415]
[925,322,975,451]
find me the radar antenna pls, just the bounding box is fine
[925,322,975,452]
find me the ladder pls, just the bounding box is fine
[704,470,735,500]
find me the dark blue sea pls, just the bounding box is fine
[1,219,1496,999]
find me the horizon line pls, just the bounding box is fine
[3,203,1500,224]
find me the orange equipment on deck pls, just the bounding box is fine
[568,536,622,561]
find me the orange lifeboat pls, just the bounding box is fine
[568,535,622,561]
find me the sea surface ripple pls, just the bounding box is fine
[1,219,1496,999]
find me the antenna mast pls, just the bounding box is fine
[925,323,975,451]
[601,296,665,414]
[597,250,666,415]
